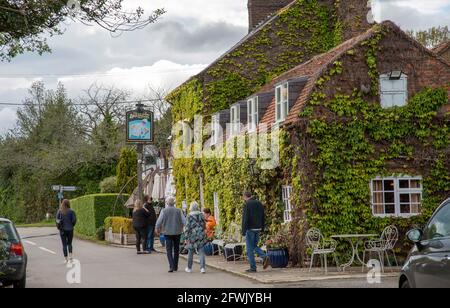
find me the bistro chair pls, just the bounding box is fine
[362,225,399,272]
[306,228,337,274]
[223,222,246,263]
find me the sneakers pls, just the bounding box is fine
[263,256,271,270]
[185,267,192,273]
[64,257,69,264]
[245,268,257,273]
[200,268,206,274]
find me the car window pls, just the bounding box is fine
[425,202,450,240]
[0,222,19,261]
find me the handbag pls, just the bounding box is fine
[56,212,64,231]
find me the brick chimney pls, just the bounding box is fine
[248,0,293,32]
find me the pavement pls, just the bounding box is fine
[16,227,398,288]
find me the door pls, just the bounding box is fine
[414,200,450,288]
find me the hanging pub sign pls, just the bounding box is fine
[126,109,154,144]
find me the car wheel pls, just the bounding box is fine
[13,274,26,289]
[401,279,410,289]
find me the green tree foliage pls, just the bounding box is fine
[407,26,450,48]
[0,0,165,61]
[99,176,118,193]
[116,147,137,194]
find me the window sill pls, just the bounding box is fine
[373,213,421,218]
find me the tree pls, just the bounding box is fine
[0,0,165,60]
[407,26,450,48]
[116,147,137,194]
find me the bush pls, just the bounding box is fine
[104,216,134,234]
[99,176,118,193]
[96,226,106,241]
[70,194,129,237]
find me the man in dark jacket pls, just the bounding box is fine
[241,191,270,272]
[144,195,157,253]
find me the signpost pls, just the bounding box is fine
[52,185,78,206]
[126,103,154,202]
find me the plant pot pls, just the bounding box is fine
[204,242,214,256]
[159,234,166,247]
[224,245,243,262]
[267,248,289,268]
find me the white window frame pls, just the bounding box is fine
[282,185,293,223]
[275,83,289,123]
[211,114,220,146]
[213,192,220,226]
[371,176,422,218]
[247,97,259,132]
[230,105,240,137]
[380,73,408,108]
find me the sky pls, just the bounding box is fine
[0,0,449,135]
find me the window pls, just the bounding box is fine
[380,73,408,108]
[424,201,450,240]
[213,192,220,225]
[247,97,259,132]
[275,83,289,122]
[230,105,240,136]
[282,186,293,223]
[371,176,422,217]
[211,114,220,145]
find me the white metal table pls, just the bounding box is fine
[331,234,377,271]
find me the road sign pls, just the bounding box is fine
[52,185,78,192]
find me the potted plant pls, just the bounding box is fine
[265,226,290,268]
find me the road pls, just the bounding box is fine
[17,227,397,288]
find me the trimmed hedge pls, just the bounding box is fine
[104,217,134,235]
[70,194,129,237]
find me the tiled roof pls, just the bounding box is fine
[432,41,450,55]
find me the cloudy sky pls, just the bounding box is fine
[1,0,449,134]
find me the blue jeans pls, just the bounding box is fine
[146,225,155,251]
[245,230,266,270]
[187,247,206,270]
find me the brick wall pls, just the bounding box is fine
[248,0,294,32]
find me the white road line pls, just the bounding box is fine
[24,240,37,246]
[39,247,57,255]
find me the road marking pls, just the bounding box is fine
[24,240,37,246]
[39,247,57,255]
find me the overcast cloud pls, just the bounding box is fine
[1,0,449,134]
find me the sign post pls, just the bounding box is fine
[52,185,78,206]
[126,103,154,202]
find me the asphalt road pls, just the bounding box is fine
[17,227,397,288]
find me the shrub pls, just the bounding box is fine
[99,176,118,193]
[96,226,106,241]
[70,194,129,237]
[104,216,134,234]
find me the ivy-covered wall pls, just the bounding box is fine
[285,23,450,264]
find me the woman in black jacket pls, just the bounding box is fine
[56,199,77,263]
[132,200,150,254]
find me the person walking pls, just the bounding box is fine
[56,199,77,263]
[203,208,217,240]
[155,197,185,273]
[241,191,270,272]
[184,202,208,274]
[144,195,157,253]
[132,200,150,254]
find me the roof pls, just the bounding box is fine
[255,21,450,128]
[432,41,450,55]
[0,218,12,223]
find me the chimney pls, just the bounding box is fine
[248,0,293,32]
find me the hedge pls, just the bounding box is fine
[70,194,129,237]
[104,217,134,234]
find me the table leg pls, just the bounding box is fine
[339,238,357,272]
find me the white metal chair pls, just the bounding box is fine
[362,225,399,272]
[306,228,337,274]
[223,222,246,263]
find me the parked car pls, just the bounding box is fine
[399,198,450,288]
[0,218,27,288]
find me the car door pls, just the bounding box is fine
[414,201,450,288]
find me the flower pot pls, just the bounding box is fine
[159,234,166,247]
[204,242,214,256]
[267,248,289,268]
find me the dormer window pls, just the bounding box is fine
[247,97,259,132]
[230,105,240,136]
[380,72,408,108]
[275,82,289,122]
